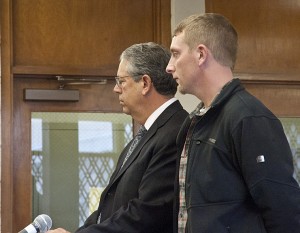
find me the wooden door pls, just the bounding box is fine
[1,1,171,232]
[12,0,171,76]
[13,76,129,232]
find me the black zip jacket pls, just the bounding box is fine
[174,78,300,233]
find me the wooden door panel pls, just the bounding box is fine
[12,0,171,76]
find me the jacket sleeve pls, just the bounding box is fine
[233,116,300,232]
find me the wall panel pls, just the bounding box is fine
[206,0,300,81]
[12,0,171,76]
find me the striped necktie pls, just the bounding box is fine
[121,125,147,168]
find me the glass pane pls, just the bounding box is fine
[31,112,132,231]
[280,118,300,184]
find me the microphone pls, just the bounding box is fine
[18,214,52,233]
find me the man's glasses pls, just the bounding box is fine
[115,75,143,88]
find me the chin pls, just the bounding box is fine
[178,86,187,95]
[122,107,130,115]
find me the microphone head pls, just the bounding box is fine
[33,214,52,232]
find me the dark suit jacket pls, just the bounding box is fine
[76,100,188,233]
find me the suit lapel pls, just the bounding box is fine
[113,126,155,179]
[102,100,183,194]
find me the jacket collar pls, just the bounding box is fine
[190,78,244,118]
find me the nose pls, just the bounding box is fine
[166,63,175,74]
[113,84,121,93]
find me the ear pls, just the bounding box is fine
[141,75,152,95]
[197,44,208,66]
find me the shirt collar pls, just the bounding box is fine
[144,97,177,130]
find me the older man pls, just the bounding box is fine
[48,42,188,233]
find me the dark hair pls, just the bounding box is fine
[120,42,178,96]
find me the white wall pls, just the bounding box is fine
[171,0,205,113]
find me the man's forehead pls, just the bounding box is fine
[170,34,187,49]
[117,59,128,74]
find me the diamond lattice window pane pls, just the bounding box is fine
[31,112,132,229]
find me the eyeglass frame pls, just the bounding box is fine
[114,74,143,88]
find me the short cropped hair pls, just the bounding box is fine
[174,13,238,70]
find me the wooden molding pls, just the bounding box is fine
[235,72,300,85]
[12,65,118,76]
